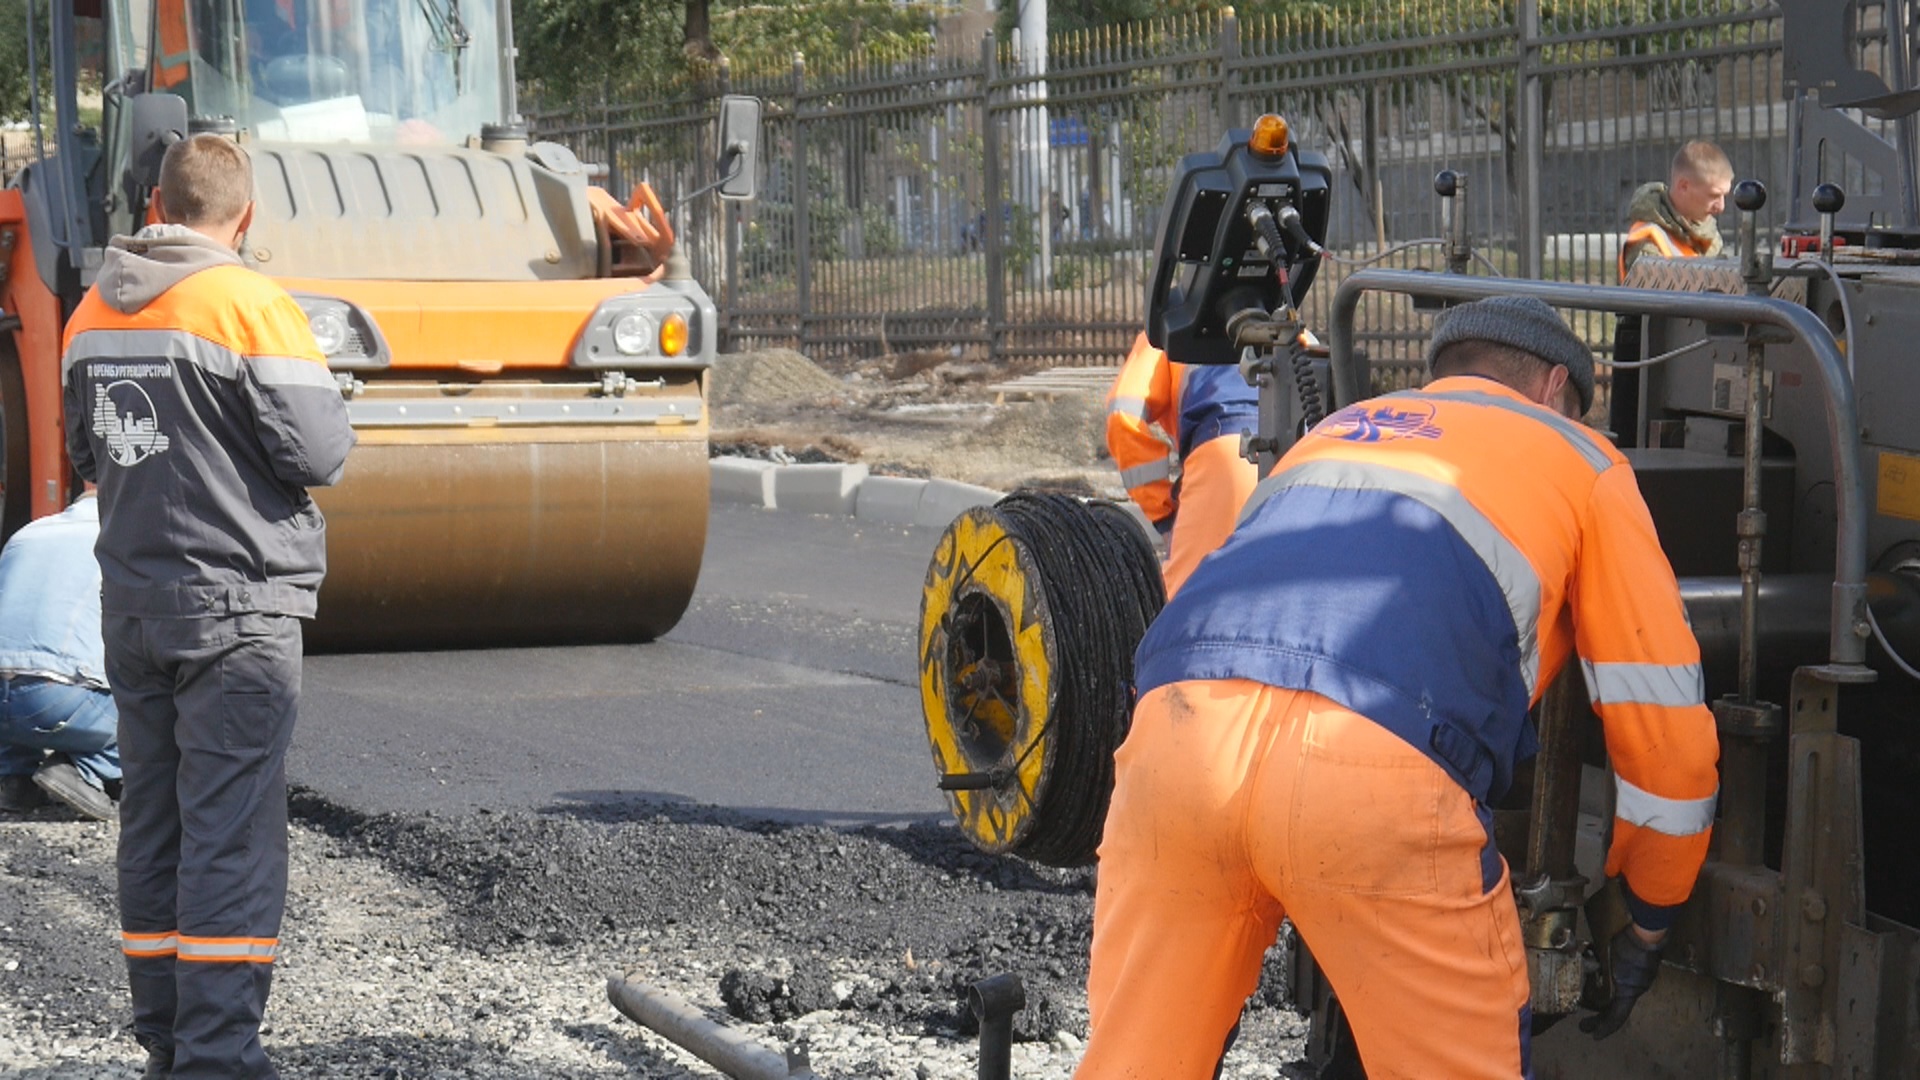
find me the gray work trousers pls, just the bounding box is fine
[105,613,302,1080]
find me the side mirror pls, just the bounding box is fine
[127,93,189,189]
[714,94,761,201]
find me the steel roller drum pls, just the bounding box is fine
[304,375,709,651]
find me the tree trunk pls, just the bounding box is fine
[683,0,720,64]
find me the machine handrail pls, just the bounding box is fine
[1327,268,1870,671]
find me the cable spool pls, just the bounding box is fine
[917,492,1166,867]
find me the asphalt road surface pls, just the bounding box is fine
[290,504,949,825]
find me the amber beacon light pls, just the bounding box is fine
[1249,114,1291,158]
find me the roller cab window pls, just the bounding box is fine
[149,0,501,144]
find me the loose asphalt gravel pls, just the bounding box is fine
[0,788,1306,1078]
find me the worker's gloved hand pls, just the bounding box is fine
[1581,926,1664,1040]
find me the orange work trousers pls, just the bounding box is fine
[1162,434,1259,599]
[1077,680,1531,1080]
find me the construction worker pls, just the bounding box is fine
[1610,140,1732,445]
[1104,332,1259,596]
[0,487,120,822]
[1076,297,1720,1079]
[63,133,355,1079]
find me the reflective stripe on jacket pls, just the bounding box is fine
[1134,375,1719,926]
[62,230,356,618]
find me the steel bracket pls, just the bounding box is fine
[1778,666,1868,1066]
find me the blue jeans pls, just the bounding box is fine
[0,675,121,786]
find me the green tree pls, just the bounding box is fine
[517,0,949,105]
[0,0,52,124]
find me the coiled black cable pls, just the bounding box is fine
[989,493,1166,867]
[1289,341,1326,429]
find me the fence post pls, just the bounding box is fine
[1218,6,1240,132]
[791,53,811,355]
[981,32,1006,365]
[720,58,739,350]
[1518,0,1544,280]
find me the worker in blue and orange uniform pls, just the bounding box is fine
[1075,297,1720,1079]
[1610,140,1731,445]
[64,134,355,1079]
[1104,333,1259,597]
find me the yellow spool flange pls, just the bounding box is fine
[917,506,1058,854]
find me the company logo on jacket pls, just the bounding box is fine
[1318,401,1444,443]
[92,377,173,467]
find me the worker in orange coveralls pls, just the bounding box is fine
[1077,297,1720,1079]
[1104,332,1259,597]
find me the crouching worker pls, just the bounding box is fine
[63,133,356,1079]
[0,488,120,821]
[1105,332,1259,596]
[1076,297,1721,1079]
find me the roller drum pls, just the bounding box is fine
[307,427,708,651]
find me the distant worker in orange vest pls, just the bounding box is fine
[1105,333,1259,597]
[1610,140,1732,445]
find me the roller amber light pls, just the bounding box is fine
[660,312,690,356]
[1249,114,1290,158]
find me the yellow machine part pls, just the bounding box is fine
[917,507,1058,854]
[305,372,708,651]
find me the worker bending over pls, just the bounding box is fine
[1105,332,1259,596]
[1076,297,1720,1079]
[1612,140,1732,444]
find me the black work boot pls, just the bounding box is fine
[141,1044,173,1078]
[33,760,115,822]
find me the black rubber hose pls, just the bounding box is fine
[991,493,1166,867]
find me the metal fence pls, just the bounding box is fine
[531,1,1887,377]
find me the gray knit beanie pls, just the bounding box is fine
[1425,296,1595,414]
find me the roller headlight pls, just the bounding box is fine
[308,308,350,356]
[612,312,657,356]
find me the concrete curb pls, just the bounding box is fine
[710,457,778,508]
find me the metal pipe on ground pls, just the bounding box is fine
[969,973,1026,1080]
[606,976,817,1080]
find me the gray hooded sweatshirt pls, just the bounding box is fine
[61,225,356,619]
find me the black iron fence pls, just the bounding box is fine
[531,1,1885,376]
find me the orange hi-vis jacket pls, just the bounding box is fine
[1104,334,1258,527]
[1134,376,1721,928]
[1617,220,1709,282]
[1105,334,1183,526]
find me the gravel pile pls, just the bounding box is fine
[0,791,1306,1077]
[710,350,849,408]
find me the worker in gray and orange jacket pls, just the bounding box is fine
[1104,333,1259,597]
[64,133,355,1080]
[1077,297,1720,1079]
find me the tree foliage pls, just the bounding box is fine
[0,0,52,124]
[517,0,950,105]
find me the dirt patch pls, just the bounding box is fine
[711,348,1122,497]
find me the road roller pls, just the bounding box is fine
[918,10,1920,1072]
[2,0,754,648]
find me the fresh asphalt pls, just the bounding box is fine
[289,503,950,825]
